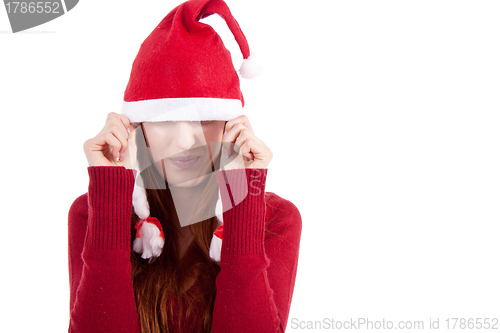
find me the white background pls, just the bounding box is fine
[1,0,499,332]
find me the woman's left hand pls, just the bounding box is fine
[221,115,273,169]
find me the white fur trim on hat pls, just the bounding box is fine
[122,97,244,123]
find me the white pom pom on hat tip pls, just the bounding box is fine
[238,52,265,80]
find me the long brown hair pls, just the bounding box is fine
[130,124,221,332]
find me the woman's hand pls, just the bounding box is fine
[221,115,272,169]
[83,112,136,169]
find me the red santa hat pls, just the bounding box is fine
[122,0,263,262]
[121,0,264,123]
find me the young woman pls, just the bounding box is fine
[68,0,301,332]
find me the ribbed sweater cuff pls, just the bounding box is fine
[216,168,268,256]
[86,166,135,250]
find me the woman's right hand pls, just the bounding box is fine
[83,112,136,169]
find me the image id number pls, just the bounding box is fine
[5,2,60,14]
[445,318,499,330]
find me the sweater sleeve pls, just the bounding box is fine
[68,166,141,333]
[213,168,302,333]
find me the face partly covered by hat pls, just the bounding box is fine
[120,0,265,262]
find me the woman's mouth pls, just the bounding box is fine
[168,155,200,170]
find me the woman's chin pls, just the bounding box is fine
[165,170,211,188]
[168,177,203,188]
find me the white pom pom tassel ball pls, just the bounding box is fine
[238,52,265,79]
[133,221,165,260]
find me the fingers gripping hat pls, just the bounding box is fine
[122,0,263,262]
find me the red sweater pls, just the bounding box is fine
[68,166,302,332]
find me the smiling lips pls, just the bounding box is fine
[168,155,200,170]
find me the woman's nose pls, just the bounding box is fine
[173,121,202,151]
